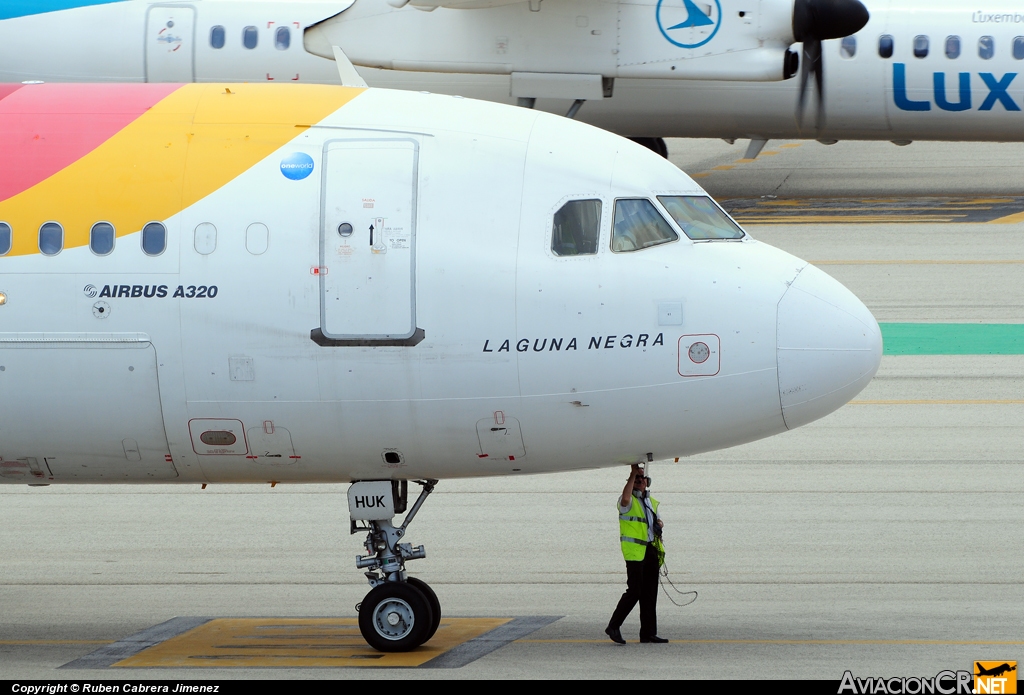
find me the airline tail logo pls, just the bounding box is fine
[974,662,1017,694]
[656,0,721,49]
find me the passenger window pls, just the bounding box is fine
[0,222,10,256]
[551,199,601,256]
[658,196,745,241]
[246,223,269,255]
[979,36,995,59]
[946,35,961,59]
[194,222,217,255]
[142,222,166,256]
[38,222,63,256]
[1014,37,1024,60]
[913,35,929,58]
[90,222,115,256]
[210,25,225,49]
[275,26,290,50]
[840,36,856,59]
[243,26,258,49]
[611,199,677,253]
[878,35,894,59]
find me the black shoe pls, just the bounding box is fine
[640,635,669,643]
[605,626,626,644]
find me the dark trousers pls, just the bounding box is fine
[608,543,659,638]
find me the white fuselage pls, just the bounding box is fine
[1,0,1022,141]
[0,85,880,485]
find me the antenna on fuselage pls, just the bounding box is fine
[331,45,369,88]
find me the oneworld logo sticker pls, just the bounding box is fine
[280,152,314,180]
[656,0,722,49]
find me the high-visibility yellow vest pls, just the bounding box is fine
[619,494,664,564]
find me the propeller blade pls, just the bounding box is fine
[792,0,867,132]
[792,0,870,43]
[797,41,812,126]
[796,39,824,132]
[813,41,825,131]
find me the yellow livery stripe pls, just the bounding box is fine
[0,83,364,257]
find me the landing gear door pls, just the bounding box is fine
[145,5,195,83]
[320,139,418,341]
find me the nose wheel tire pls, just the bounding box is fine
[406,577,441,641]
[358,581,434,652]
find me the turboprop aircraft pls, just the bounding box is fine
[0,0,867,86]
[8,1,1024,151]
[0,0,872,156]
[0,80,881,651]
[303,0,1024,150]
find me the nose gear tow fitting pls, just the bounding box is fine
[348,478,440,651]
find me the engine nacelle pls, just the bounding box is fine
[304,0,799,83]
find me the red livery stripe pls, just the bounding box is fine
[0,83,181,202]
[0,84,23,103]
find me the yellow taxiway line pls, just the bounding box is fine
[811,260,1024,265]
[0,640,114,645]
[517,639,1024,645]
[851,400,1024,405]
[113,617,509,668]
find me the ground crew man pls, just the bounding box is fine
[605,463,668,644]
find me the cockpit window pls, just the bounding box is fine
[0,222,11,256]
[551,199,601,256]
[611,199,678,253]
[657,195,745,240]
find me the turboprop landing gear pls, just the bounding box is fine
[348,478,438,652]
[628,137,669,159]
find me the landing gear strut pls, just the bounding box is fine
[349,478,439,652]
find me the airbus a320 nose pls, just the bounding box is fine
[0,81,880,651]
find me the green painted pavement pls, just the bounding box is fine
[880,323,1024,355]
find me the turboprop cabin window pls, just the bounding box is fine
[0,223,10,256]
[979,36,995,60]
[90,222,115,256]
[1013,37,1024,60]
[658,196,745,240]
[878,35,893,59]
[39,222,63,255]
[913,36,929,58]
[243,26,258,49]
[275,26,290,50]
[142,222,166,256]
[210,25,225,49]
[946,36,961,59]
[840,36,856,59]
[611,199,678,253]
[551,199,601,256]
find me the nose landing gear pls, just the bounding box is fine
[349,478,439,652]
